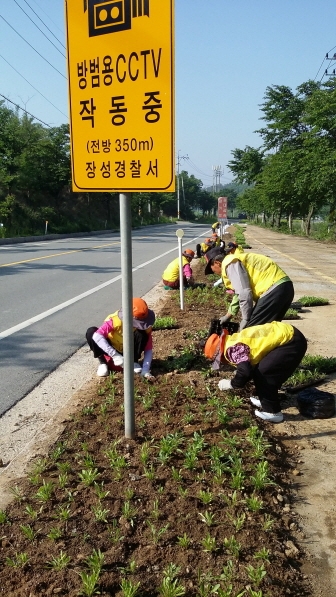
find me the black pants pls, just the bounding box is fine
[253,327,307,413]
[86,328,148,363]
[247,281,294,328]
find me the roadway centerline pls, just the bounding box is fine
[0,241,121,268]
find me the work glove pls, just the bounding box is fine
[134,363,142,373]
[218,379,233,391]
[239,319,248,331]
[213,279,223,288]
[219,314,232,325]
[113,353,124,367]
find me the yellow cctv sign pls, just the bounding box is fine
[65,0,175,192]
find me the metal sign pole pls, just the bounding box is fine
[176,228,184,310]
[120,193,135,439]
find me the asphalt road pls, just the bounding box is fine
[0,223,210,416]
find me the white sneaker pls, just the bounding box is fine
[134,363,142,373]
[97,363,109,377]
[250,396,261,408]
[255,410,284,423]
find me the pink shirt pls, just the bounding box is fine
[97,319,153,351]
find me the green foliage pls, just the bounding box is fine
[300,354,336,373]
[153,317,177,330]
[297,296,329,306]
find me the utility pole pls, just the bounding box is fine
[176,151,188,219]
[325,53,336,76]
[212,165,224,194]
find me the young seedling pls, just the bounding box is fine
[91,503,110,523]
[78,468,100,486]
[230,470,245,490]
[246,563,266,586]
[5,552,29,567]
[158,577,185,597]
[254,548,270,562]
[219,559,234,582]
[227,512,246,531]
[35,480,53,503]
[57,461,71,474]
[223,536,241,558]
[81,404,95,416]
[0,509,9,524]
[198,511,216,527]
[140,441,151,465]
[86,548,104,573]
[250,461,274,491]
[50,441,67,462]
[177,533,191,549]
[178,486,188,498]
[47,526,63,541]
[58,472,69,489]
[150,498,160,520]
[31,457,48,475]
[9,485,25,503]
[20,524,38,542]
[93,482,110,500]
[201,532,218,553]
[119,559,137,575]
[28,472,42,486]
[108,519,125,544]
[121,501,137,527]
[143,464,155,481]
[78,569,100,596]
[54,504,71,522]
[262,514,274,532]
[47,551,71,570]
[198,490,213,505]
[146,520,169,544]
[171,467,183,482]
[246,495,263,512]
[120,578,141,597]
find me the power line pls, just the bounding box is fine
[29,0,64,36]
[0,53,68,119]
[0,13,66,79]
[314,44,336,82]
[0,93,51,127]
[21,0,65,48]
[13,0,66,57]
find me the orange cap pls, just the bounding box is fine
[183,249,195,259]
[132,297,149,320]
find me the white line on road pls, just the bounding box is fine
[0,237,203,340]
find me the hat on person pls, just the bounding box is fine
[227,242,238,250]
[204,237,214,246]
[204,246,231,275]
[182,249,195,259]
[119,297,155,330]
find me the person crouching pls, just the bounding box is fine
[204,321,307,423]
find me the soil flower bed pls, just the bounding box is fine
[0,260,313,597]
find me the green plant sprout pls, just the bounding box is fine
[227,512,246,531]
[246,495,263,512]
[198,511,216,526]
[177,533,191,548]
[94,482,110,500]
[9,485,25,503]
[158,577,185,597]
[78,570,100,596]
[250,461,274,490]
[47,526,63,541]
[58,472,69,489]
[85,548,104,573]
[246,563,266,586]
[108,519,125,543]
[223,536,241,557]
[201,532,218,552]
[55,504,71,521]
[262,514,274,531]
[171,467,183,482]
[146,520,169,544]
[5,552,29,567]
[47,550,71,570]
[78,468,100,486]
[35,480,53,502]
[198,490,213,505]
[20,524,38,542]
[153,316,177,330]
[254,548,270,562]
[92,503,110,523]
[140,441,151,465]
[120,578,141,597]
[0,509,9,524]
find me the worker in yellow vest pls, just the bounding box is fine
[211,221,220,234]
[162,249,196,289]
[195,237,215,258]
[86,298,155,379]
[204,321,307,423]
[204,250,294,330]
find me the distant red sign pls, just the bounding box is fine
[218,196,228,219]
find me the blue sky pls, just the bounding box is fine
[1,0,336,187]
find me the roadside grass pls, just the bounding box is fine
[153,317,178,330]
[297,296,330,307]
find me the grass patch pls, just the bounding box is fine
[300,354,336,374]
[153,317,178,330]
[297,296,330,306]
[283,308,300,320]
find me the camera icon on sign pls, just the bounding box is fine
[84,0,150,37]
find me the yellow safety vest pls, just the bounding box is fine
[224,321,294,366]
[162,256,189,282]
[104,311,151,354]
[201,242,211,253]
[221,252,288,300]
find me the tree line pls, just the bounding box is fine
[0,101,221,238]
[227,79,336,235]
